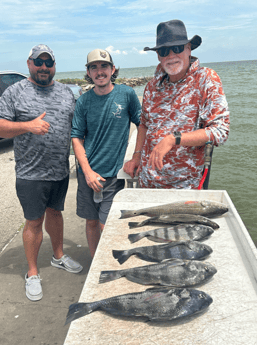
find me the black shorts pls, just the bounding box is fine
[76,172,125,225]
[16,175,69,220]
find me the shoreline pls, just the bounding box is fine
[56,76,153,92]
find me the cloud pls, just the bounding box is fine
[106,46,128,55]
[133,47,147,55]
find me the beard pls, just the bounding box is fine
[162,59,184,76]
[30,69,55,86]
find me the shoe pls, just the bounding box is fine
[25,273,43,301]
[51,254,83,273]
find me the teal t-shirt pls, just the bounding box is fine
[71,84,141,177]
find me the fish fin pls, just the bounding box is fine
[128,222,140,228]
[112,249,131,264]
[99,270,123,284]
[145,286,172,293]
[65,302,92,325]
[146,236,170,243]
[128,232,144,243]
[161,258,186,267]
[159,241,186,249]
[129,217,159,228]
[126,274,149,285]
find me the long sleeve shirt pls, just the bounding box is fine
[139,57,230,189]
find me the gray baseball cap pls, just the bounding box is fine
[86,49,113,67]
[28,44,55,61]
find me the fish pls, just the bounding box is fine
[128,224,214,244]
[128,214,220,229]
[65,287,213,324]
[99,259,217,287]
[112,240,213,264]
[120,200,228,219]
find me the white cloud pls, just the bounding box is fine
[133,47,147,55]
[106,46,128,55]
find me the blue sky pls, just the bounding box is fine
[0,0,256,73]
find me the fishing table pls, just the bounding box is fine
[64,189,257,345]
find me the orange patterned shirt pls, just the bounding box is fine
[138,58,230,189]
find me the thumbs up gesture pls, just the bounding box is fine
[28,112,50,135]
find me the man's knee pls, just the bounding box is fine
[46,207,62,218]
[24,214,44,232]
[86,219,100,228]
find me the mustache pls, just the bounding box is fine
[37,70,50,74]
[96,74,107,79]
[166,59,180,63]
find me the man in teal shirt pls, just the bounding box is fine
[71,49,141,257]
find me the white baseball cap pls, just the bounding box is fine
[86,49,113,67]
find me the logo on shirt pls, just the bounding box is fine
[112,102,123,118]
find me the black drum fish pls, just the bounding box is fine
[65,287,213,324]
[128,214,220,229]
[128,224,214,244]
[113,240,213,264]
[99,259,217,287]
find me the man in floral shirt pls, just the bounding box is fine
[124,19,230,189]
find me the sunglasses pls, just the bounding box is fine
[157,45,185,57]
[29,58,55,68]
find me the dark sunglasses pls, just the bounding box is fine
[29,58,54,68]
[157,45,185,57]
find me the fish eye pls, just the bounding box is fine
[204,266,210,272]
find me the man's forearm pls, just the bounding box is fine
[72,137,92,176]
[179,129,209,147]
[133,124,147,155]
[0,119,31,138]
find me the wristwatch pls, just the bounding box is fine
[173,131,182,145]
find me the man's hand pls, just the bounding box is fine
[148,135,175,170]
[123,155,141,178]
[28,112,50,135]
[85,170,106,192]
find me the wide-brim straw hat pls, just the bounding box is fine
[144,20,202,52]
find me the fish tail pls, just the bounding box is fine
[128,232,144,243]
[99,270,124,283]
[128,222,140,228]
[119,210,134,219]
[112,249,131,264]
[65,302,95,325]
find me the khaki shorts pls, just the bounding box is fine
[76,172,124,225]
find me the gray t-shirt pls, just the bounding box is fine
[0,79,75,181]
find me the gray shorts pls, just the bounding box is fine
[76,172,125,225]
[16,176,69,220]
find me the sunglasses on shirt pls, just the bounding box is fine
[157,45,185,57]
[29,58,55,68]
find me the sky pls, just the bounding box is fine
[0,0,257,73]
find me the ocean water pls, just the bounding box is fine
[56,60,257,246]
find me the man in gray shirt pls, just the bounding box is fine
[0,44,83,301]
